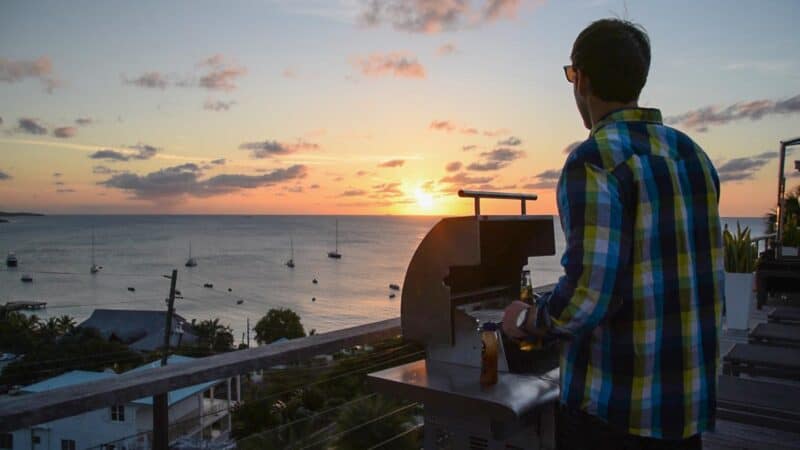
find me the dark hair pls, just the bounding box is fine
[571,19,651,103]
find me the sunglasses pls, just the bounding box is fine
[563,65,577,83]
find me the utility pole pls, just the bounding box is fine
[153,269,178,450]
[246,317,250,348]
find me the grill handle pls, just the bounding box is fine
[458,190,538,216]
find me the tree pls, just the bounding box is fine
[190,318,234,353]
[254,308,305,345]
[335,397,417,450]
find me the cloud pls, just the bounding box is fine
[563,141,582,154]
[54,181,65,186]
[462,144,477,151]
[0,56,60,93]
[311,184,320,189]
[75,117,93,126]
[100,163,307,201]
[522,180,556,189]
[355,52,426,79]
[89,144,158,162]
[430,120,456,132]
[210,158,226,165]
[0,170,11,180]
[341,189,367,197]
[286,185,304,193]
[56,188,76,193]
[445,161,462,172]
[467,147,525,171]
[666,94,800,131]
[53,126,77,138]
[356,170,369,176]
[498,136,521,146]
[52,172,62,178]
[16,118,47,135]
[715,152,780,183]
[0,117,3,125]
[429,120,508,136]
[240,139,319,158]
[282,68,298,79]
[123,72,168,89]
[360,0,528,33]
[371,182,404,197]
[197,55,247,91]
[378,159,405,167]
[440,172,494,185]
[203,99,236,111]
[535,169,560,180]
[438,43,457,56]
[92,165,119,175]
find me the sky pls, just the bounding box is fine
[0,0,798,216]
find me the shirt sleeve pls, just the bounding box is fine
[538,159,630,339]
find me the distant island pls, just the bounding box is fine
[0,211,44,217]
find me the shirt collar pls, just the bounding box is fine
[590,107,663,135]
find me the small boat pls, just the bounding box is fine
[175,290,182,296]
[6,252,18,267]
[389,284,400,291]
[286,235,295,268]
[236,299,244,305]
[311,297,316,302]
[204,283,214,288]
[312,278,318,284]
[327,219,342,259]
[20,274,33,283]
[228,288,232,292]
[127,287,135,292]
[185,242,197,268]
[90,230,102,274]
[389,293,396,299]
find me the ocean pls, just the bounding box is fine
[0,215,766,343]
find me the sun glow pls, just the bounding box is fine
[414,188,434,211]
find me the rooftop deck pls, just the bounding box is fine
[1,297,799,449]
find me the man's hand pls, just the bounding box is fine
[502,301,547,339]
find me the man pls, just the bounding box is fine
[502,19,724,449]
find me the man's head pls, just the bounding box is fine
[567,19,651,129]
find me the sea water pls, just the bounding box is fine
[0,215,765,342]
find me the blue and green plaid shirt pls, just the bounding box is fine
[540,107,724,439]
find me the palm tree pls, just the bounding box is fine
[38,317,61,343]
[190,318,234,352]
[765,184,800,235]
[55,315,76,334]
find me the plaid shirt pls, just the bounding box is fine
[539,107,724,439]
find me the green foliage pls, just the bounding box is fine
[189,318,234,353]
[764,185,800,246]
[723,222,758,273]
[254,308,306,345]
[335,397,418,450]
[0,326,146,386]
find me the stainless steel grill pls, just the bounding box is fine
[369,190,561,450]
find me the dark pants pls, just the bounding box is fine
[557,407,702,450]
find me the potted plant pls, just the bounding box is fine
[723,222,758,331]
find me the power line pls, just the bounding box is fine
[366,423,423,450]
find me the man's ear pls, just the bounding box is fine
[575,70,591,97]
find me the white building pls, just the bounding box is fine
[2,356,240,450]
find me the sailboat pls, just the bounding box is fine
[327,219,342,259]
[90,230,102,274]
[286,235,295,268]
[185,242,197,267]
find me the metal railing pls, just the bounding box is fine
[0,317,401,433]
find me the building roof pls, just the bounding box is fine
[22,370,116,393]
[78,309,197,352]
[128,355,218,406]
[21,356,221,407]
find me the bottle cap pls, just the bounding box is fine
[481,322,498,331]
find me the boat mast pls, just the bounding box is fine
[91,229,95,266]
[335,219,339,253]
[290,235,294,260]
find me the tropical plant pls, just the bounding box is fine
[335,397,418,450]
[254,308,306,345]
[723,222,758,273]
[190,318,234,353]
[764,184,800,246]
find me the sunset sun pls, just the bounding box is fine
[414,188,434,211]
